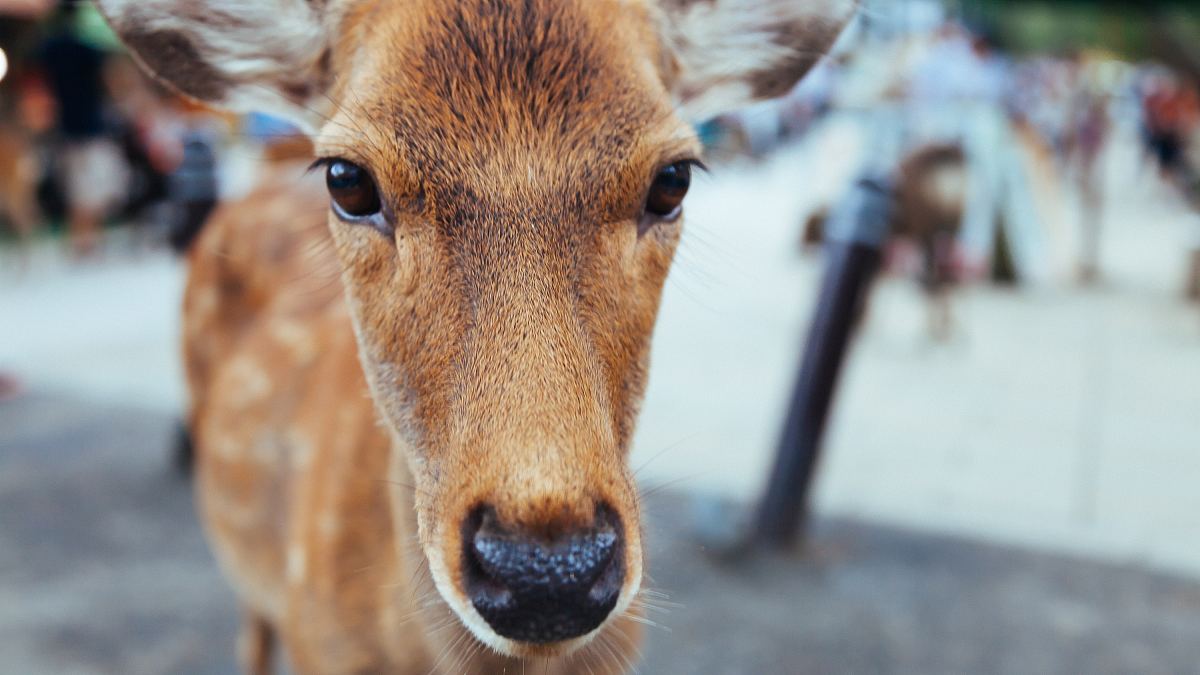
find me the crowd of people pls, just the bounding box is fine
[0,1,223,261]
[707,11,1200,295]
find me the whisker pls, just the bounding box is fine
[638,471,707,500]
[596,632,627,675]
[631,432,702,478]
[635,591,684,609]
[607,625,643,674]
[426,625,472,675]
[621,612,668,632]
[377,478,433,497]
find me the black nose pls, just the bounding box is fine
[462,505,625,644]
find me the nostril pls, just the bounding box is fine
[460,504,626,644]
[464,551,513,611]
[587,534,623,605]
[461,507,514,612]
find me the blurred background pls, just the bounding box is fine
[2,0,1200,673]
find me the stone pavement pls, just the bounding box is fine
[4,393,1200,675]
[0,244,186,412]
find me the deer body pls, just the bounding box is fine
[0,126,40,249]
[99,0,853,672]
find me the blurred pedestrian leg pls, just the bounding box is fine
[961,104,1049,284]
[60,139,124,256]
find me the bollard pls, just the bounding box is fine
[755,175,893,548]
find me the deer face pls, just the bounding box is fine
[100,0,853,658]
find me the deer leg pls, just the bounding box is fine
[238,611,276,675]
[10,193,38,243]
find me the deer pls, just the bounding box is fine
[890,142,968,340]
[0,124,41,266]
[95,0,854,672]
[802,142,967,340]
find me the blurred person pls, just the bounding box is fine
[0,0,52,17]
[166,102,222,254]
[1185,139,1200,304]
[105,56,190,249]
[961,30,1046,285]
[38,0,125,257]
[908,21,1005,136]
[1140,72,1200,302]
[1187,221,1200,303]
[1010,57,1089,176]
[1143,74,1199,183]
[1143,75,1178,175]
[1069,61,1113,284]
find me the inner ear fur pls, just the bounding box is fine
[657,0,857,121]
[95,0,336,132]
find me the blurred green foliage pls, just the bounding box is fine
[965,0,1200,64]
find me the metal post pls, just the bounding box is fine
[755,175,893,548]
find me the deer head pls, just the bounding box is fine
[99,0,854,659]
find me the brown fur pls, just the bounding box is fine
[893,144,966,340]
[0,125,40,245]
[99,0,855,672]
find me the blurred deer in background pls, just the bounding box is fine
[97,0,854,672]
[0,124,41,265]
[803,142,967,340]
[891,143,968,340]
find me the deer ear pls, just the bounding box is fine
[658,0,856,121]
[95,0,334,132]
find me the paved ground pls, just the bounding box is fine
[5,393,1200,675]
[0,240,186,413]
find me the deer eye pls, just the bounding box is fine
[644,161,692,219]
[326,160,381,219]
